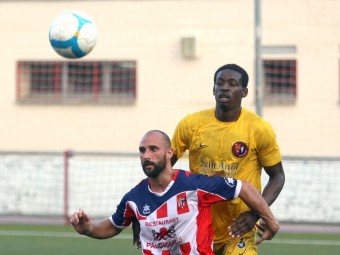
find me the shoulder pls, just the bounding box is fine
[176,169,206,182]
[174,169,191,179]
[174,169,200,184]
[241,108,275,132]
[124,178,148,198]
[241,108,263,122]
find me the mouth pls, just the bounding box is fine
[143,161,155,168]
[218,94,230,102]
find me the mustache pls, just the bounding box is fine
[142,160,155,167]
[218,93,230,99]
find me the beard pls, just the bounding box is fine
[217,103,229,112]
[142,156,167,178]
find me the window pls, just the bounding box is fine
[263,59,297,105]
[17,61,137,105]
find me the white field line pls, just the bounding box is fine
[266,238,340,246]
[0,230,340,246]
[0,230,131,239]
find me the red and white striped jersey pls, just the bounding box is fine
[110,169,241,255]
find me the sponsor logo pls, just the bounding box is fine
[152,226,176,241]
[146,236,183,249]
[145,218,179,227]
[146,225,183,249]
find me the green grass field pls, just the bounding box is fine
[1,224,340,255]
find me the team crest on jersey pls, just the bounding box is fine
[177,193,190,214]
[143,204,151,214]
[177,197,186,208]
[232,142,248,157]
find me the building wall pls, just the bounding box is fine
[0,0,339,157]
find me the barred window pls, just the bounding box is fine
[17,61,136,105]
[263,59,297,105]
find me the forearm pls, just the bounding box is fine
[262,165,285,206]
[262,178,285,206]
[228,181,279,241]
[84,219,121,239]
[239,182,277,222]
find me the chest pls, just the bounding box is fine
[131,190,200,245]
[131,190,198,227]
[189,125,254,159]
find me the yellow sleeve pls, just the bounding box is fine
[256,121,282,167]
[171,116,190,158]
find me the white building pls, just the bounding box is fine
[1,0,340,223]
[0,0,339,156]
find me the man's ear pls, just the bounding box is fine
[167,148,174,160]
[242,88,248,98]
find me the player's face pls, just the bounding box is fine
[139,133,168,178]
[213,69,248,111]
[141,155,167,178]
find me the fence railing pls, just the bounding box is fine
[0,151,339,225]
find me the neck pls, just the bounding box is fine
[215,107,242,122]
[148,167,175,193]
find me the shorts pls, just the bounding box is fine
[213,231,257,255]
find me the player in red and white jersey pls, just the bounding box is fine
[113,168,240,254]
[70,130,279,255]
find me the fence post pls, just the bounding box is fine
[63,150,72,225]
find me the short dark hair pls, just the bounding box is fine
[213,64,249,88]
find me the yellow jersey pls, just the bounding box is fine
[171,107,282,244]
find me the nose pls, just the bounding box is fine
[220,81,230,91]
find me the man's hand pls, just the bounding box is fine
[254,218,279,245]
[228,211,279,245]
[228,211,259,238]
[69,209,93,236]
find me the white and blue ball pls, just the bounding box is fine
[49,11,98,59]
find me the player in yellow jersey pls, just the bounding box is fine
[171,64,285,255]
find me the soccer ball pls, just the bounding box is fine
[49,11,98,59]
